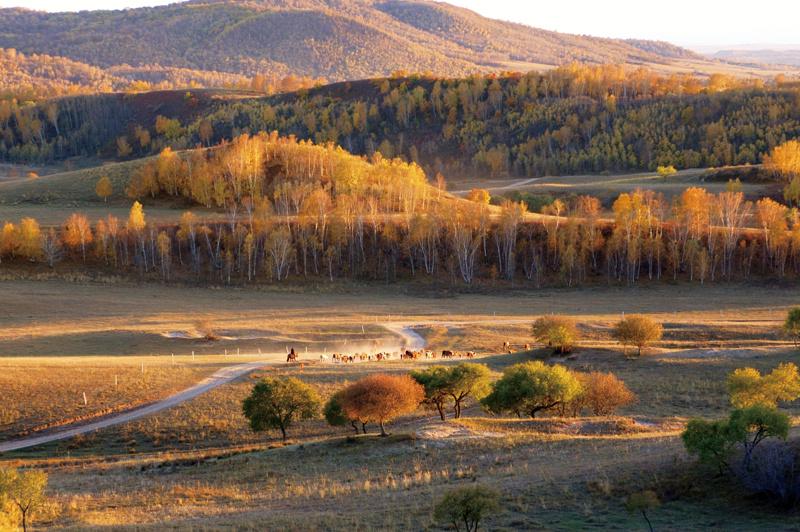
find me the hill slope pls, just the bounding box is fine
[0,0,722,82]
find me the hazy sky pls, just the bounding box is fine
[0,0,797,48]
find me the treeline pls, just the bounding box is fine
[0,47,326,104]
[175,65,800,177]
[4,65,800,175]
[3,185,800,287]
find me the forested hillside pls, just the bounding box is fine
[0,0,717,84]
[3,66,800,178]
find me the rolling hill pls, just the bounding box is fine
[0,0,766,84]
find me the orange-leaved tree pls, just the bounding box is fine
[340,374,424,436]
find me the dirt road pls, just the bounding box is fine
[0,324,424,453]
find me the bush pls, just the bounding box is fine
[339,374,424,436]
[784,307,800,347]
[682,405,790,471]
[482,361,583,418]
[727,362,800,408]
[611,315,662,356]
[242,377,320,441]
[579,372,636,416]
[433,485,500,532]
[532,316,579,354]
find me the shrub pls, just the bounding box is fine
[531,316,579,354]
[242,377,320,441]
[784,307,800,346]
[727,362,800,408]
[340,374,424,436]
[433,485,500,532]
[580,372,636,416]
[482,361,583,418]
[625,490,659,532]
[683,405,789,471]
[611,315,662,356]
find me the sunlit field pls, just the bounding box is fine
[1,280,799,529]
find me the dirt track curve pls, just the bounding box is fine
[0,324,425,453]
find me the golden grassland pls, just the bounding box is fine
[450,167,778,206]
[2,280,800,528]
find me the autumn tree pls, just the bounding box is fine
[764,140,800,181]
[242,377,320,442]
[577,372,636,416]
[62,213,93,261]
[95,175,113,203]
[0,467,49,532]
[727,363,800,409]
[466,188,491,204]
[611,315,663,356]
[324,390,369,434]
[340,374,424,436]
[656,165,677,180]
[531,316,579,354]
[482,361,583,418]
[0,221,18,262]
[16,217,41,261]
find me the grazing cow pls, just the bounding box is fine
[425,350,434,359]
[320,354,330,362]
[441,350,454,358]
[524,343,531,351]
[466,351,475,358]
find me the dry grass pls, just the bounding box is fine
[3,280,800,529]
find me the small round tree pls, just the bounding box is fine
[466,188,491,205]
[626,490,660,532]
[482,361,583,418]
[446,363,493,418]
[324,390,369,434]
[783,307,800,347]
[531,316,579,354]
[0,467,49,532]
[612,315,662,356]
[433,485,500,532]
[340,374,424,436]
[242,377,320,442]
[727,362,800,408]
[95,175,113,203]
[410,365,452,421]
[580,371,636,416]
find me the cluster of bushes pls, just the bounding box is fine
[682,362,800,507]
[532,314,663,356]
[242,362,637,442]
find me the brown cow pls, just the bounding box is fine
[441,350,454,358]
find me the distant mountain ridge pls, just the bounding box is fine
[0,0,718,82]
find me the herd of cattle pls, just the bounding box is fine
[319,349,476,364]
[285,341,531,364]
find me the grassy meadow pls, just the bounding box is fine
[0,280,799,528]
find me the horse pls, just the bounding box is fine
[287,348,298,363]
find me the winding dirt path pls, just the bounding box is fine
[0,324,424,453]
